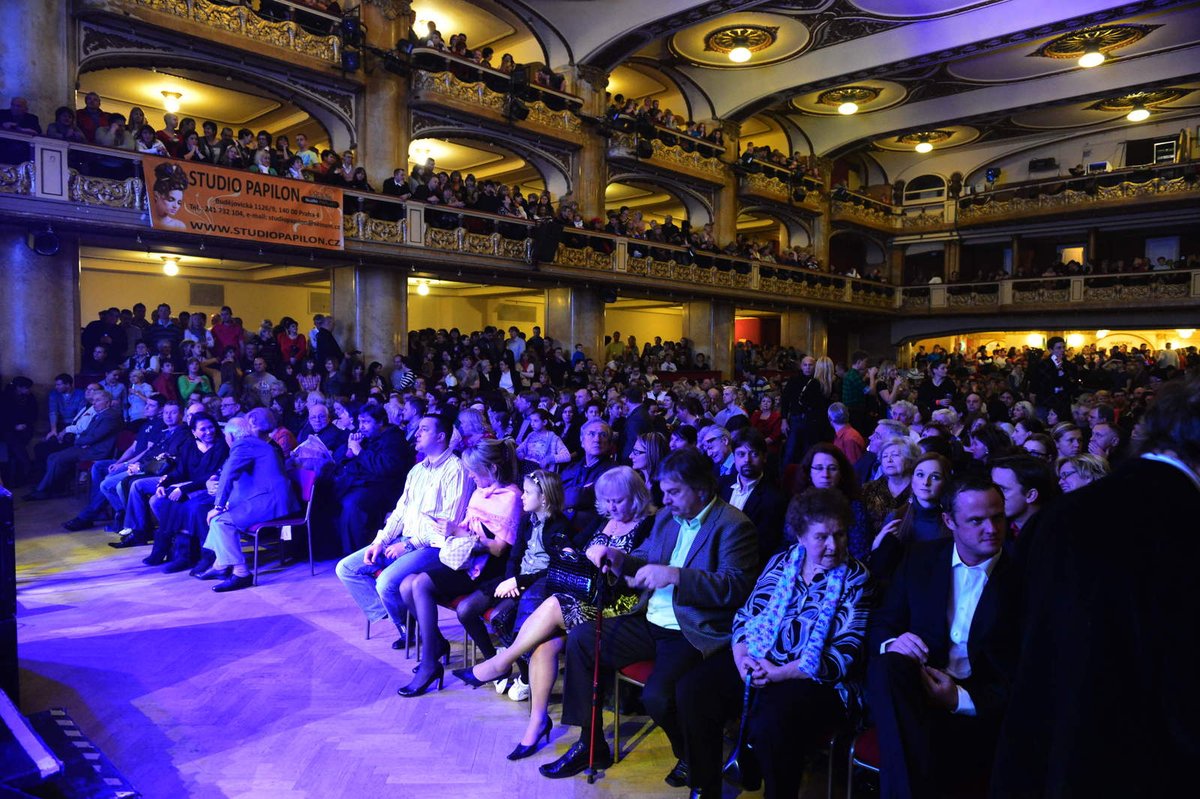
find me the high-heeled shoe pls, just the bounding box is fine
[507,716,552,761]
[411,636,452,673]
[397,663,444,697]
[452,664,511,689]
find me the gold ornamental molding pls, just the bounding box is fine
[412,71,581,134]
[817,86,881,109]
[703,25,779,55]
[1088,89,1192,112]
[897,130,953,147]
[958,175,1200,224]
[131,0,340,63]
[1035,24,1156,61]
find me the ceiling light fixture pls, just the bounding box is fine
[1096,329,1111,338]
[914,139,933,154]
[161,256,180,276]
[1126,104,1150,122]
[728,38,752,63]
[1177,328,1195,338]
[416,280,430,296]
[837,102,858,115]
[161,91,182,113]
[1078,47,1105,68]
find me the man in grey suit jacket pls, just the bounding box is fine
[540,448,758,784]
[200,409,297,593]
[26,390,123,499]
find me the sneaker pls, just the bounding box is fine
[114,527,134,537]
[494,677,512,695]
[507,676,530,701]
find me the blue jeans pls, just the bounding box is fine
[80,460,128,521]
[336,544,442,631]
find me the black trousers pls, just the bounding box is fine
[678,649,846,799]
[335,485,397,556]
[867,652,998,799]
[561,613,702,758]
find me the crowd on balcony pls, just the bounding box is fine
[737,142,823,183]
[415,22,567,94]
[4,287,1197,795]
[604,95,724,148]
[917,251,1200,286]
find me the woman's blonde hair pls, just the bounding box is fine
[461,437,518,486]
[814,356,834,397]
[593,465,654,519]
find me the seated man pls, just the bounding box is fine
[718,427,787,561]
[867,473,1019,799]
[698,423,735,477]
[26,389,123,500]
[539,448,758,784]
[296,401,349,454]
[198,408,298,593]
[328,404,410,555]
[559,419,616,534]
[335,413,470,646]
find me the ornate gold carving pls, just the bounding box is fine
[610,132,725,177]
[498,237,530,262]
[0,162,32,195]
[902,292,929,309]
[947,292,998,307]
[69,172,142,209]
[897,130,953,147]
[960,175,1199,223]
[831,200,898,228]
[817,86,881,109]
[575,64,610,92]
[1037,25,1155,60]
[130,0,339,63]
[741,172,789,199]
[1012,287,1069,304]
[363,0,411,22]
[525,100,582,134]
[626,257,649,276]
[704,25,778,55]
[1089,89,1191,112]
[588,249,614,270]
[424,226,461,251]
[413,70,508,114]
[465,232,499,255]
[901,210,944,229]
[364,217,405,244]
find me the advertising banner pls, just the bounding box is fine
[142,156,343,250]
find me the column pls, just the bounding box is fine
[545,287,603,363]
[0,226,80,395]
[359,1,413,184]
[1011,234,1022,276]
[1086,227,1099,265]
[779,309,827,356]
[0,0,71,125]
[713,120,740,245]
[682,300,734,377]
[810,213,830,267]
[945,239,961,281]
[570,66,610,220]
[331,264,408,362]
[887,243,905,285]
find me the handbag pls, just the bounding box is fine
[438,534,476,571]
[545,545,599,604]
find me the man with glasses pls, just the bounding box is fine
[560,419,616,534]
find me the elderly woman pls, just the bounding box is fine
[1057,453,1109,492]
[861,436,921,533]
[452,466,655,760]
[678,488,873,799]
[397,438,523,697]
[199,408,297,593]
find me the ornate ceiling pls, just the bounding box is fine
[492,0,1200,169]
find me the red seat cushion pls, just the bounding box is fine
[852,728,880,769]
[618,660,655,685]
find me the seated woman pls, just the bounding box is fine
[963,423,1013,464]
[792,442,870,561]
[868,452,953,581]
[452,470,570,698]
[1057,453,1109,492]
[677,488,873,799]
[451,466,655,760]
[629,431,668,505]
[861,436,920,534]
[397,438,523,697]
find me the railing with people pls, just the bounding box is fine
[408,47,581,112]
[901,269,1200,310]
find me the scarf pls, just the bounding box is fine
[742,545,848,677]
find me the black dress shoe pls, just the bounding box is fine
[390,627,408,650]
[665,759,689,788]
[212,574,254,593]
[538,739,613,780]
[108,534,148,549]
[195,566,232,581]
[161,558,194,574]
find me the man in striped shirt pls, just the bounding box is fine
[336,413,471,648]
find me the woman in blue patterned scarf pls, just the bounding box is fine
[677,488,874,799]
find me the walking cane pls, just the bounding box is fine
[584,558,611,784]
[722,670,762,790]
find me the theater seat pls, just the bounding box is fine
[613,659,655,761]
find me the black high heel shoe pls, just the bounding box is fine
[397,663,445,698]
[411,636,452,673]
[452,664,511,689]
[507,716,552,760]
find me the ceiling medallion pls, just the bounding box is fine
[1088,89,1191,112]
[897,130,953,146]
[817,86,882,109]
[703,25,779,56]
[1036,24,1155,60]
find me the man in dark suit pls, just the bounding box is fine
[314,315,344,367]
[867,473,1019,799]
[559,419,616,534]
[719,427,787,562]
[200,408,298,593]
[993,375,1200,798]
[618,386,656,463]
[296,403,349,454]
[26,389,123,499]
[329,405,410,555]
[540,448,758,784]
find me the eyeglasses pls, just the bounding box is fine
[1059,470,1077,481]
[810,465,839,472]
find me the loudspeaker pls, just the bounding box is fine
[510,66,530,95]
[600,288,618,303]
[28,227,59,256]
[635,139,654,159]
[505,97,529,121]
[341,49,361,72]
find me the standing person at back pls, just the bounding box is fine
[842,350,872,435]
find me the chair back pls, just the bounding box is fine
[295,468,318,503]
[116,428,137,454]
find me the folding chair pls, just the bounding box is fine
[243,468,317,585]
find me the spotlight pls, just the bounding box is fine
[341,50,361,72]
[416,280,430,296]
[985,168,1001,184]
[837,102,858,115]
[161,256,180,276]
[915,141,933,154]
[1078,48,1105,68]
[1126,104,1150,122]
[161,91,182,113]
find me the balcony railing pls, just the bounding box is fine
[107,0,341,63]
[900,270,1200,311]
[957,161,1200,225]
[607,131,726,182]
[736,169,825,213]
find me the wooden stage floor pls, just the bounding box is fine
[13,494,836,799]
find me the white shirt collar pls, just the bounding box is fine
[951,544,1001,577]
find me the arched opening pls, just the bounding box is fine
[605,176,712,229]
[408,123,571,198]
[739,114,791,159]
[830,230,886,275]
[407,136,546,197]
[903,173,946,204]
[736,207,811,252]
[608,63,691,122]
[409,0,547,65]
[903,242,946,285]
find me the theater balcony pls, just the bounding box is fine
[899,270,1200,314]
[408,48,583,145]
[735,161,825,216]
[830,187,949,234]
[956,161,1200,227]
[82,0,343,68]
[606,125,728,187]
